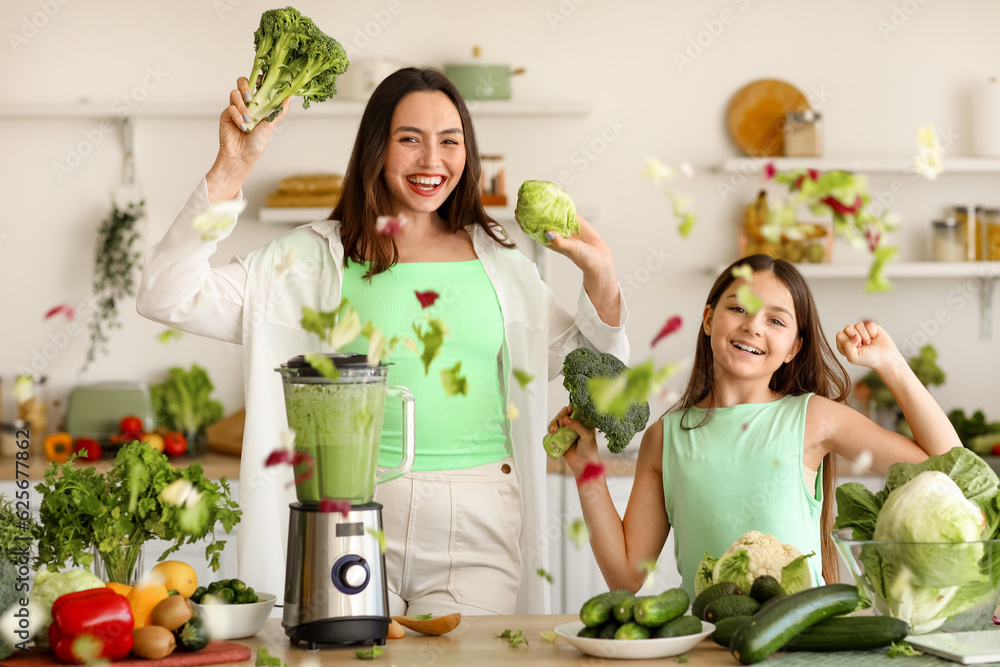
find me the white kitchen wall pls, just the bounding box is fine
[2,0,998,431]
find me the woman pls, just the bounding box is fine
[137,67,629,615]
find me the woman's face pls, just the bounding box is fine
[382,90,467,218]
[703,270,803,383]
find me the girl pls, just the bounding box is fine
[137,67,629,616]
[554,254,962,598]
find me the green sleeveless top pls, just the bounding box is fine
[340,259,509,471]
[661,393,823,598]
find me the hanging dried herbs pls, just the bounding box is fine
[84,200,145,372]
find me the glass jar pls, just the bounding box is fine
[479,154,507,207]
[784,110,823,157]
[0,420,26,458]
[948,206,983,260]
[981,207,1000,261]
[931,218,966,261]
[16,374,48,444]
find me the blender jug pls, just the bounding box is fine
[277,354,414,504]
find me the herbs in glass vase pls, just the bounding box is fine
[84,200,145,372]
[34,441,241,583]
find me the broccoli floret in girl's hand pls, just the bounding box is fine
[244,7,350,132]
[515,181,579,245]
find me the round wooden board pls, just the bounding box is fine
[727,79,810,157]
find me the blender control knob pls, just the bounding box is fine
[343,562,368,588]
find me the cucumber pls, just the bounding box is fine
[730,584,863,665]
[692,581,742,620]
[614,623,651,640]
[598,621,620,639]
[577,625,600,638]
[580,589,634,628]
[633,588,690,628]
[782,615,910,652]
[711,615,752,648]
[655,614,704,638]
[613,594,638,623]
[749,575,786,605]
[704,595,760,623]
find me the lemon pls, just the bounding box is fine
[150,560,198,599]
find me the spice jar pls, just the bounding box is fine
[0,420,26,458]
[16,374,48,443]
[981,207,1000,261]
[948,206,984,260]
[784,110,823,157]
[931,218,966,261]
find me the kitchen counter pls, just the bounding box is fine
[0,451,242,481]
[235,615,740,666]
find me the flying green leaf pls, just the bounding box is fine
[300,300,363,349]
[590,361,684,417]
[413,613,433,620]
[735,284,762,314]
[536,568,554,584]
[540,630,558,643]
[354,645,386,660]
[192,199,246,241]
[567,518,589,548]
[512,369,534,389]
[157,328,183,346]
[440,361,469,396]
[413,316,449,374]
[866,245,898,293]
[678,212,696,238]
[304,353,339,380]
[366,528,386,554]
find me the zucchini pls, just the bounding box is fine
[705,595,760,623]
[613,594,638,623]
[710,615,752,648]
[782,615,910,652]
[749,576,786,605]
[655,614,703,638]
[580,590,634,628]
[730,584,863,664]
[614,622,651,640]
[633,588,690,628]
[692,581,742,620]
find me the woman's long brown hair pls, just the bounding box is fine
[670,254,851,584]
[330,67,513,277]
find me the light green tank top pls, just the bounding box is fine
[661,394,823,599]
[340,259,508,471]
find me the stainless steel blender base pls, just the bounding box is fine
[282,502,390,646]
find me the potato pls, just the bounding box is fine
[151,595,193,631]
[132,625,176,660]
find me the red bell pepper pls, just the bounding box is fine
[49,588,134,664]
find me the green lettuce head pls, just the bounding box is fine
[874,470,987,589]
[514,180,579,245]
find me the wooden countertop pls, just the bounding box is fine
[234,615,740,666]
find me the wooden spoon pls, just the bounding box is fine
[391,613,462,635]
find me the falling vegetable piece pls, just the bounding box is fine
[376,214,408,236]
[440,361,469,396]
[191,199,247,241]
[413,316,449,374]
[318,498,352,514]
[512,369,534,389]
[536,568,554,584]
[415,290,440,309]
[157,328,183,345]
[354,645,386,660]
[651,315,683,347]
[540,630,558,643]
[566,518,589,548]
[44,303,75,321]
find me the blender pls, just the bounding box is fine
[277,354,414,649]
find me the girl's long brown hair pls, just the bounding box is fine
[330,67,513,277]
[670,254,850,584]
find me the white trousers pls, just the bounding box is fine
[374,459,522,616]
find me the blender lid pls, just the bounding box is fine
[280,353,382,377]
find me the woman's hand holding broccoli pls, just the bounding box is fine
[549,404,601,480]
[207,78,291,202]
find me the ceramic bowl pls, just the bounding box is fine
[193,592,276,640]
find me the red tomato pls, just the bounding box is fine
[73,437,102,460]
[164,432,188,457]
[992,443,1000,457]
[119,415,145,438]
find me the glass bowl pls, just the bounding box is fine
[832,528,1000,635]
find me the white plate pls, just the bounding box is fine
[907,630,1000,665]
[554,619,714,660]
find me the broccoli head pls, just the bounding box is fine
[543,347,650,459]
[245,7,350,132]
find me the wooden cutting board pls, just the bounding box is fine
[727,79,810,157]
[0,641,251,667]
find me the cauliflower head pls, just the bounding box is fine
[704,530,814,595]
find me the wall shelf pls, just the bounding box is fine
[717,157,1000,174]
[0,98,593,120]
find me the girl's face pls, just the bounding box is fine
[382,90,467,217]
[703,270,802,383]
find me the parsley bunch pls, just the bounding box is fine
[34,441,241,582]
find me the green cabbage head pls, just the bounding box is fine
[874,470,987,588]
[514,180,578,245]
